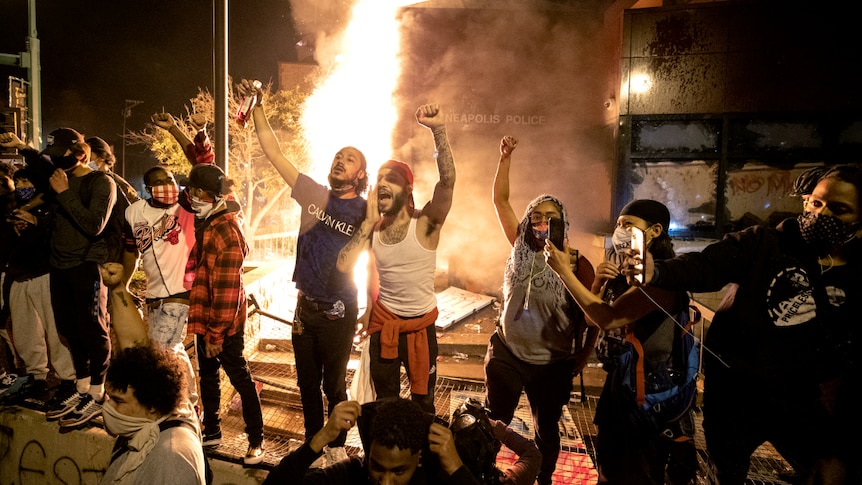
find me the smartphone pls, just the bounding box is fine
[629,226,645,283]
[548,217,565,250]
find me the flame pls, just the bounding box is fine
[299,1,416,308]
[300,0,410,184]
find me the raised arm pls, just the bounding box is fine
[152,112,195,162]
[416,104,455,226]
[493,136,520,246]
[100,263,150,350]
[239,79,300,187]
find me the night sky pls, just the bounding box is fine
[0,0,298,179]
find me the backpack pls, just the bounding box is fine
[597,293,702,441]
[109,419,213,484]
[80,170,132,263]
[159,420,214,485]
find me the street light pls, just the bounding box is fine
[121,99,143,178]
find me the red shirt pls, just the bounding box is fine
[187,210,248,346]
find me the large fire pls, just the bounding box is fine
[298,1,417,310]
[300,0,414,184]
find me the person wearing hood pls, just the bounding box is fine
[484,136,597,485]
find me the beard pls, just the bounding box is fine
[329,173,357,193]
[381,190,408,217]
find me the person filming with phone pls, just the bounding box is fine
[545,199,697,484]
[620,165,862,484]
[484,135,597,485]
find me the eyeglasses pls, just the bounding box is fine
[530,215,560,225]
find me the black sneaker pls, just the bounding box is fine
[0,372,18,391]
[0,374,32,405]
[44,384,83,420]
[202,427,222,447]
[59,394,103,428]
[19,379,50,409]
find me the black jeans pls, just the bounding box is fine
[484,331,576,485]
[50,262,110,386]
[197,331,264,446]
[292,298,357,445]
[369,324,438,414]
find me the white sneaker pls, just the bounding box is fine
[324,446,348,467]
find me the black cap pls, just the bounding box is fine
[620,199,671,233]
[187,163,225,195]
[41,128,85,157]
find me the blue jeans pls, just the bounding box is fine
[147,301,188,351]
[148,302,197,405]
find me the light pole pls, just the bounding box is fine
[121,99,143,178]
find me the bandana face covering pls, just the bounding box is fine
[102,402,164,480]
[190,195,215,219]
[150,184,179,206]
[611,227,632,255]
[797,212,858,256]
[531,219,549,243]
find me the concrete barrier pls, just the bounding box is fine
[0,406,269,485]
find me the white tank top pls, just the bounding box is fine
[372,215,437,317]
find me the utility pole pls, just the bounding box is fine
[121,99,143,178]
[1,0,42,146]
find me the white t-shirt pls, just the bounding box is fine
[125,199,196,299]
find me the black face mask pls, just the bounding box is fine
[51,154,80,171]
[797,212,859,256]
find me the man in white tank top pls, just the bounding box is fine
[337,103,455,414]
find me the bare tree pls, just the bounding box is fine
[127,79,314,242]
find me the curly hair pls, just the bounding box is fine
[369,398,429,454]
[106,345,185,417]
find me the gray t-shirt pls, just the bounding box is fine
[499,252,578,364]
[101,423,205,484]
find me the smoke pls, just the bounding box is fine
[288,1,616,294]
[391,4,616,293]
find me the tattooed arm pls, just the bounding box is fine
[100,263,150,350]
[416,103,456,227]
[336,186,379,273]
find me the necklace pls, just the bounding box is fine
[523,253,546,310]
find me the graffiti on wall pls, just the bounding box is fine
[0,421,107,485]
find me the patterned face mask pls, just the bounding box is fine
[797,212,858,256]
[15,186,36,204]
[150,183,179,206]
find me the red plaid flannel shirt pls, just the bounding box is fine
[187,210,248,347]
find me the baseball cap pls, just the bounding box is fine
[42,128,85,158]
[187,163,225,195]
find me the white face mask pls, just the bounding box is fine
[101,401,165,480]
[102,399,157,437]
[611,227,632,255]
[190,195,216,219]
